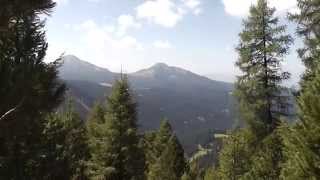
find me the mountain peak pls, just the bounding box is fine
[132,62,199,82]
[63,54,78,59]
[62,55,92,65]
[59,55,114,83]
[152,62,169,68]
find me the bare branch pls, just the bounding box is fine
[0,98,25,121]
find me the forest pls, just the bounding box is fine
[0,0,320,179]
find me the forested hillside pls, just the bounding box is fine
[1,0,320,179]
[59,55,235,153]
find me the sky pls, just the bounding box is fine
[46,0,305,84]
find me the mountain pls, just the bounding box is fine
[205,73,236,83]
[59,55,116,83]
[59,55,235,153]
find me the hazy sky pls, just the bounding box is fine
[46,0,304,84]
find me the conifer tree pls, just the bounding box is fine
[35,103,89,180]
[0,1,65,179]
[203,167,218,180]
[181,160,204,180]
[235,0,292,135]
[242,131,284,179]
[145,120,186,180]
[86,102,109,178]
[289,0,320,84]
[143,131,157,176]
[87,76,145,180]
[0,0,55,32]
[148,136,186,180]
[281,65,320,179]
[216,1,292,179]
[216,130,252,180]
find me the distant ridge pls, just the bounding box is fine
[59,55,235,153]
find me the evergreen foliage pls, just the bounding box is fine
[0,1,65,179]
[36,103,89,180]
[181,160,205,180]
[215,1,293,179]
[242,132,284,179]
[216,130,252,180]
[234,0,292,135]
[203,167,219,180]
[145,120,186,180]
[0,0,56,32]
[2,0,320,179]
[281,65,320,179]
[87,76,145,180]
[289,0,320,84]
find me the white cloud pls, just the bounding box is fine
[268,0,298,13]
[182,0,202,15]
[53,0,69,5]
[153,40,173,49]
[117,15,141,37]
[193,8,202,15]
[78,20,143,51]
[49,19,147,71]
[136,0,183,28]
[136,0,202,28]
[183,0,201,9]
[222,0,297,17]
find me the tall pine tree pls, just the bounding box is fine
[289,0,320,84]
[234,0,292,135]
[279,1,320,179]
[87,75,145,180]
[0,1,65,179]
[216,1,292,179]
[281,63,320,179]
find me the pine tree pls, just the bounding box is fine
[35,103,89,180]
[143,131,157,176]
[88,102,106,124]
[217,1,293,179]
[203,167,219,180]
[0,0,55,32]
[0,1,65,179]
[145,120,186,180]
[281,65,320,179]
[181,160,205,180]
[216,130,252,180]
[289,0,320,84]
[243,131,284,179]
[235,0,292,135]
[148,136,186,180]
[87,76,145,180]
[86,102,109,178]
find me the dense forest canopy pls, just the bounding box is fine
[0,0,320,179]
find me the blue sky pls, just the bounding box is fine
[46,0,304,84]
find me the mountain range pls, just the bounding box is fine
[58,55,235,153]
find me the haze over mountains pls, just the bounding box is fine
[59,55,235,152]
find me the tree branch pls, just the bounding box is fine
[0,98,25,121]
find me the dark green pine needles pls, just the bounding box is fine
[281,65,320,179]
[289,0,320,85]
[145,120,186,180]
[216,0,293,179]
[87,76,145,180]
[234,0,292,135]
[0,1,65,179]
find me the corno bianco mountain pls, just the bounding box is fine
[59,55,235,153]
